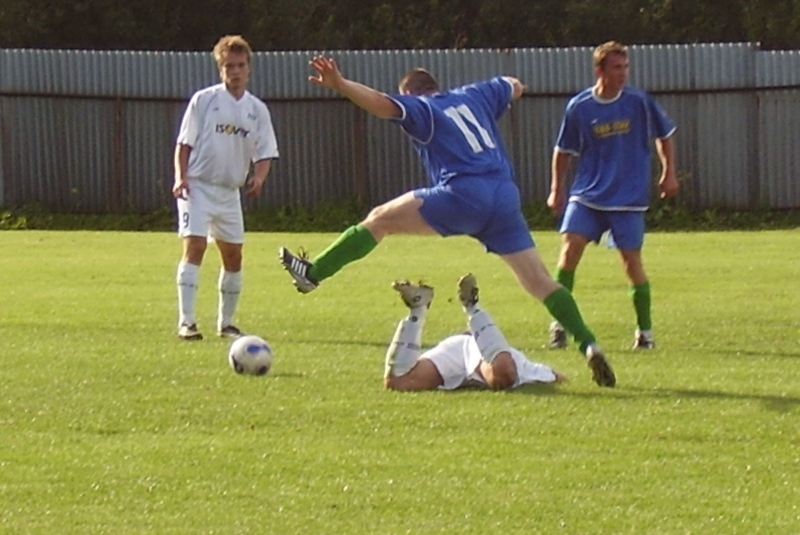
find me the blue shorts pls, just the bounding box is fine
[414,177,534,255]
[560,201,645,250]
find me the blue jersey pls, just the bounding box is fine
[388,77,515,186]
[555,85,676,210]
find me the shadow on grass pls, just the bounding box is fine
[714,349,800,359]
[618,386,800,413]
[290,338,387,349]
[268,372,307,379]
[474,383,800,413]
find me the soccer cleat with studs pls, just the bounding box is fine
[279,247,319,293]
[585,344,616,387]
[178,322,203,341]
[218,325,244,338]
[548,321,568,349]
[391,279,434,309]
[632,329,655,349]
[586,344,617,388]
[456,273,479,308]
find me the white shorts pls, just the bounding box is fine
[421,334,483,390]
[177,180,244,244]
[421,334,558,390]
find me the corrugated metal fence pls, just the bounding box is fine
[1,42,799,213]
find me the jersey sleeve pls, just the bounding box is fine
[176,92,202,147]
[647,96,676,139]
[465,77,514,120]
[387,94,435,143]
[255,103,280,161]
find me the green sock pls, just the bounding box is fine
[308,224,378,282]
[555,268,575,292]
[543,287,596,353]
[631,281,652,330]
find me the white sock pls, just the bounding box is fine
[467,308,510,364]
[218,270,242,330]
[384,308,426,378]
[177,261,200,326]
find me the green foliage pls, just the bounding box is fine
[2,201,799,233]
[2,0,800,51]
[1,230,799,534]
[244,199,371,232]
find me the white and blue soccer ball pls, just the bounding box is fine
[228,335,273,376]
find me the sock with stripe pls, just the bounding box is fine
[309,224,378,282]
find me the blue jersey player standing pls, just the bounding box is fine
[280,55,615,387]
[547,41,679,351]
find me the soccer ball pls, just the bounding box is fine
[228,335,273,376]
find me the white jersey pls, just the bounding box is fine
[177,84,279,189]
[421,334,557,390]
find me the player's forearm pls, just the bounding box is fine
[174,144,191,181]
[251,159,273,183]
[336,79,401,119]
[656,136,676,178]
[551,151,571,192]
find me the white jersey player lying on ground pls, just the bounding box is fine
[385,274,567,391]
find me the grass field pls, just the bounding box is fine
[1,229,799,534]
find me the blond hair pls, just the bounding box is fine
[593,41,628,69]
[213,35,253,67]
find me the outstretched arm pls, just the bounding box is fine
[308,55,401,119]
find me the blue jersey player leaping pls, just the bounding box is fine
[547,41,679,351]
[279,55,615,387]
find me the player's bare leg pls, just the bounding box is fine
[501,249,615,387]
[457,273,517,389]
[279,192,436,293]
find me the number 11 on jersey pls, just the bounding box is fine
[444,104,496,153]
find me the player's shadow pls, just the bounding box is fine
[713,349,800,359]
[266,372,307,379]
[627,386,800,412]
[295,338,387,349]
[536,385,800,413]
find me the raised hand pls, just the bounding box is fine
[308,55,344,91]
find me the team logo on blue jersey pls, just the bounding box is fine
[592,120,630,138]
[215,124,250,137]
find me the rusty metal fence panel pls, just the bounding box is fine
[1,43,799,213]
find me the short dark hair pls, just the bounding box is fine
[398,68,439,95]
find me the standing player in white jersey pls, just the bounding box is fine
[172,35,279,341]
[279,55,615,387]
[384,274,566,392]
[547,41,679,351]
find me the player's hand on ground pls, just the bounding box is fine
[308,55,344,91]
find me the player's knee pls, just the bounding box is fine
[486,359,517,390]
[487,371,516,390]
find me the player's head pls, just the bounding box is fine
[593,41,629,91]
[213,35,253,92]
[399,68,440,96]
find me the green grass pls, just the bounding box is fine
[1,229,799,534]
